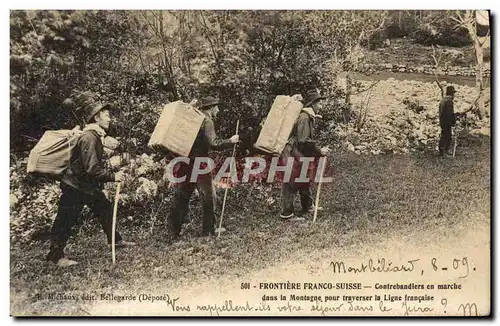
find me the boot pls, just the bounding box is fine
[280,209,294,220]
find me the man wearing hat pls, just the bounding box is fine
[280,89,331,220]
[438,85,457,157]
[167,96,239,239]
[46,91,135,267]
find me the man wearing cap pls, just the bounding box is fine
[438,85,457,157]
[167,96,239,239]
[46,91,135,267]
[280,89,331,220]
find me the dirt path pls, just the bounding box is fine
[88,205,489,316]
[353,71,491,87]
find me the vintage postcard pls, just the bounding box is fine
[9,9,491,317]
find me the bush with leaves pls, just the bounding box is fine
[10,10,141,152]
[10,163,61,244]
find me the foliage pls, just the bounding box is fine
[10,162,62,243]
[10,10,141,151]
[384,10,472,47]
[10,10,394,154]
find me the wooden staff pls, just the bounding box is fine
[218,120,239,238]
[452,127,458,158]
[112,182,122,264]
[453,113,467,158]
[313,157,326,224]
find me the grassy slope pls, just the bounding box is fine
[10,134,490,316]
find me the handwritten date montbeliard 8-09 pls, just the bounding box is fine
[330,256,472,279]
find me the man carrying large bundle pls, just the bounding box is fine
[280,89,331,220]
[167,96,239,239]
[46,92,136,267]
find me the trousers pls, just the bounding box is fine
[439,125,452,154]
[46,182,122,262]
[167,161,216,236]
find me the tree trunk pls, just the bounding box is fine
[463,10,487,119]
[474,35,486,119]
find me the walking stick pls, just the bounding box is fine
[452,127,458,158]
[218,120,239,238]
[313,157,326,224]
[452,114,465,159]
[112,182,122,264]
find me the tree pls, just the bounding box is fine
[312,10,388,123]
[451,10,490,119]
[10,10,138,151]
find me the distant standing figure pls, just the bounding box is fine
[438,86,457,157]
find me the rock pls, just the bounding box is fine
[103,148,114,157]
[10,194,18,207]
[136,166,149,177]
[109,155,122,168]
[342,77,489,156]
[136,178,158,199]
[469,127,490,136]
[425,111,437,120]
[140,153,154,167]
[384,63,393,70]
[103,136,120,150]
[215,227,227,234]
[138,177,149,183]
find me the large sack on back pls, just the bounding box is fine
[148,101,205,157]
[27,130,82,179]
[254,95,303,155]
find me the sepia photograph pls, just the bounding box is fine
[8,8,491,317]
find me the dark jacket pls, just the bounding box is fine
[287,111,322,157]
[439,96,456,128]
[189,112,234,156]
[61,130,115,195]
[278,111,323,184]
